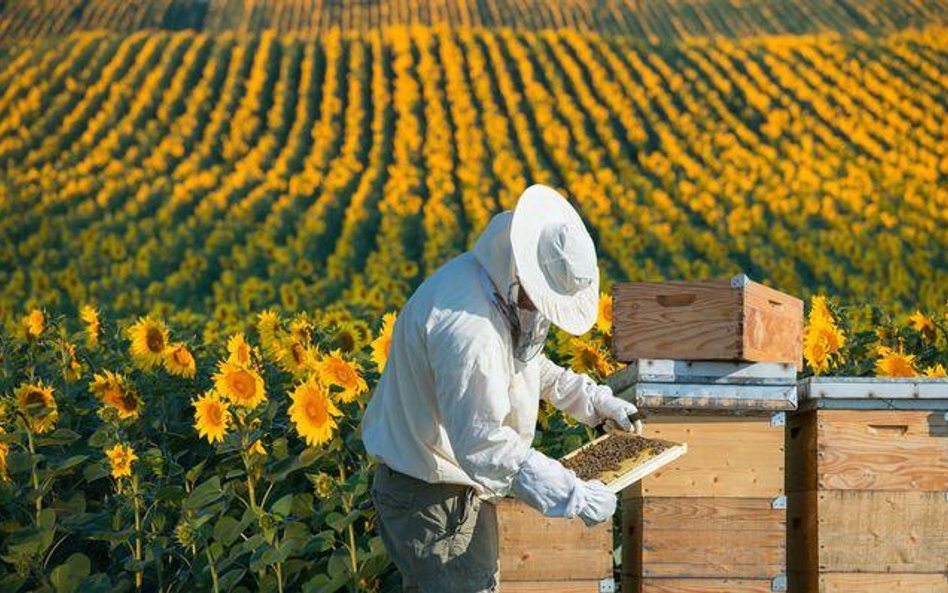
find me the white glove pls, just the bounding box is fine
[590,385,645,434]
[578,480,617,526]
[510,449,586,518]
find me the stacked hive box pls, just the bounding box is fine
[787,377,948,593]
[495,498,615,592]
[612,276,803,593]
[609,360,796,593]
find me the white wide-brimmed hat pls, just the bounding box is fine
[511,184,599,335]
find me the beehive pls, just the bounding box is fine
[787,377,948,593]
[608,360,796,593]
[613,275,803,369]
[495,498,614,592]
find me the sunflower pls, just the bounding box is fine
[278,339,318,377]
[106,443,137,479]
[310,472,335,497]
[164,343,196,378]
[226,332,253,366]
[875,345,916,378]
[803,296,846,375]
[80,305,101,348]
[596,293,613,335]
[90,371,142,420]
[63,342,83,382]
[0,428,9,482]
[214,361,266,408]
[907,310,935,339]
[330,320,369,353]
[371,313,397,372]
[256,309,284,359]
[567,338,615,380]
[193,390,231,444]
[316,350,368,403]
[22,309,45,339]
[289,314,314,344]
[15,381,58,434]
[249,439,267,458]
[289,377,341,447]
[922,363,947,378]
[128,316,170,369]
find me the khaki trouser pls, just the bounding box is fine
[371,464,499,592]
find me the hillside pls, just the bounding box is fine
[0,26,945,330]
[0,0,946,41]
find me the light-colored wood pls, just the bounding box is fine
[815,410,948,491]
[613,278,803,367]
[625,497,785,579]
[561,432,688,493]
[624,577,777,592]
[817,573,948,593]
[742,281,804,369]
[816,490,948,573]
[495,498,612,582]
[500,581,605,592]
[628,415,784,498]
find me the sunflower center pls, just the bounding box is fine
[230,371,255,398]
[305,398,328,424]
[173,348,190,365]
[207,403,222,425]
[24,390,46,407]
[146,328,165,353]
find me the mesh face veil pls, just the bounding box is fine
[481,268,551,362]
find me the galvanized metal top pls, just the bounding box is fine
[606,358,797,394]
[797,377,948,410]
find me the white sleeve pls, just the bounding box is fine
[537,355,603,427]
[428,315,531,495]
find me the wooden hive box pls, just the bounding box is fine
[787,378,948,593]
[495,498,614,592]
[609,361,796,593]
[613,275,803,369]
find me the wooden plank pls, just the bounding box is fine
[624,577,777,592]
[613,279,743,363]
[816,410,948,491]
[817,491,948,573]
[818,573,948,593]
[786,411,818,493]
[625,497,785,579]
[500,581,604,592]
[630,415,784,498]
[799,377,948,400]
[495,498,612,581]
[742,280,804,370]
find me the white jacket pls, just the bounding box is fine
[361,211,606,498]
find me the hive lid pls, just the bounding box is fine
[560,432,687,494]
[606,359,797,394]
[797,376,948,410]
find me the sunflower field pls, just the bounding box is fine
[0,0,947,591]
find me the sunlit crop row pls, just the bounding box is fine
[2,0,945,41]
[1,27,946,335]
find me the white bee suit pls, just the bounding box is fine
[362,187,638,520]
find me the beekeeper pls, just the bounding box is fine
[361,184,644,592]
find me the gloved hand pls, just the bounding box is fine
[510,449,586,518]
[578,479,617,526]
[589,385,645,435]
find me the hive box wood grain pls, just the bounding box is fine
[622,414,787,592]
[613,276,803,368]
[495,498,611,585]
[787,379,948,593]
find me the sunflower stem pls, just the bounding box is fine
[26,426,41,523]
[338,464,359,582]
[133,473,144,590]
[205,547,220,593]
